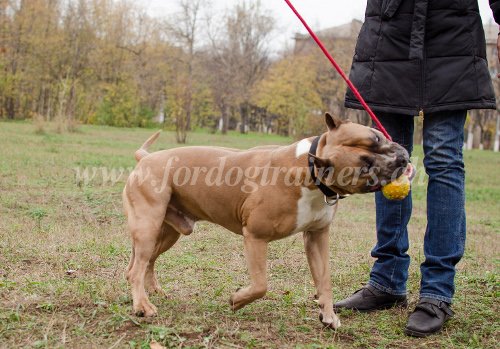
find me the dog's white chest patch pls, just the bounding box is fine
[295,138,312,158]
[293,187,336,233]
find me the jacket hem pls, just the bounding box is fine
[345,99,497,116]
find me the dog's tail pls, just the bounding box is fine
[135,130,161,162]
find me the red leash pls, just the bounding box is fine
[284,0,392,141]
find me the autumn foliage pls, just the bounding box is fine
[0,0,360,140]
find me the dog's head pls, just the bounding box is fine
[310,113,409,195]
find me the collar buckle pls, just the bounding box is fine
[324,193,340,206]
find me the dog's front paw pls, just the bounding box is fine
[319,312,341,330]
[229,291,243,311]
[229,285,267,311]
[134,299,158,317]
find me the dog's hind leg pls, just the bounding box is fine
[303,227,341,329]
[144,205,194,293]
[124,187,135,282]
[129,222,163,316]
[144,223,180,295]
[125,183,170,317]
[229,228,269,311]
[126,243,135,282]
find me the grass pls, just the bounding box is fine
[0,121,498,348]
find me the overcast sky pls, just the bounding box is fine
[140,0,496,49]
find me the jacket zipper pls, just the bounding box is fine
[419,57,425,121]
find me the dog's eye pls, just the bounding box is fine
[375,135,380,143]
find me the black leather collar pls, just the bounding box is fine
[308,136,346,200]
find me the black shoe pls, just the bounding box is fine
[405,298,454,337]
[334,285,407,312]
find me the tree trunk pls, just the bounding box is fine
[221,104,229,134]
[185,71,193,131]
[240,102,248,134]
[176,121,187,143]
[494,113,500,152]
[472,124,482,149]
[467,120,474,150]
[6,96,15,119]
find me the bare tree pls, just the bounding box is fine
[165,0,204,143]
[207,0,274,134]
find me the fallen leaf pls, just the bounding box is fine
[150,340,166,349]
[65,269,77,277]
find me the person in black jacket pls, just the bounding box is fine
[334,0,499,337]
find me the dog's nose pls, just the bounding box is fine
[396,155,408,168]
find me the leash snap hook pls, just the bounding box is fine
[324,193,340,206]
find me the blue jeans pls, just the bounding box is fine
[369,110,466,304]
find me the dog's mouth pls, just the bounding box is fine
[367,163,415,193]
[404,163,416,179]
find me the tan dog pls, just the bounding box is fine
[123,113,409,329]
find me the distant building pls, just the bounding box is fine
[484,21,499,77]
[293,19,362,55]
[293,20,366,125]
[295,19,497,75]
[470,21,499,150]
[483,21,500,152]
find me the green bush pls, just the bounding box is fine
[91,82,156,127]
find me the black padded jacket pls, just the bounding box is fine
[345,0,498,116]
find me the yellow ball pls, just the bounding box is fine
[382,175,411,200]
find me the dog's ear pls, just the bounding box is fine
[325,113,343,131]
[309,153,335,182]
[309,153,334,173]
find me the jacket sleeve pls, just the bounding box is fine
[491,0,500,25]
